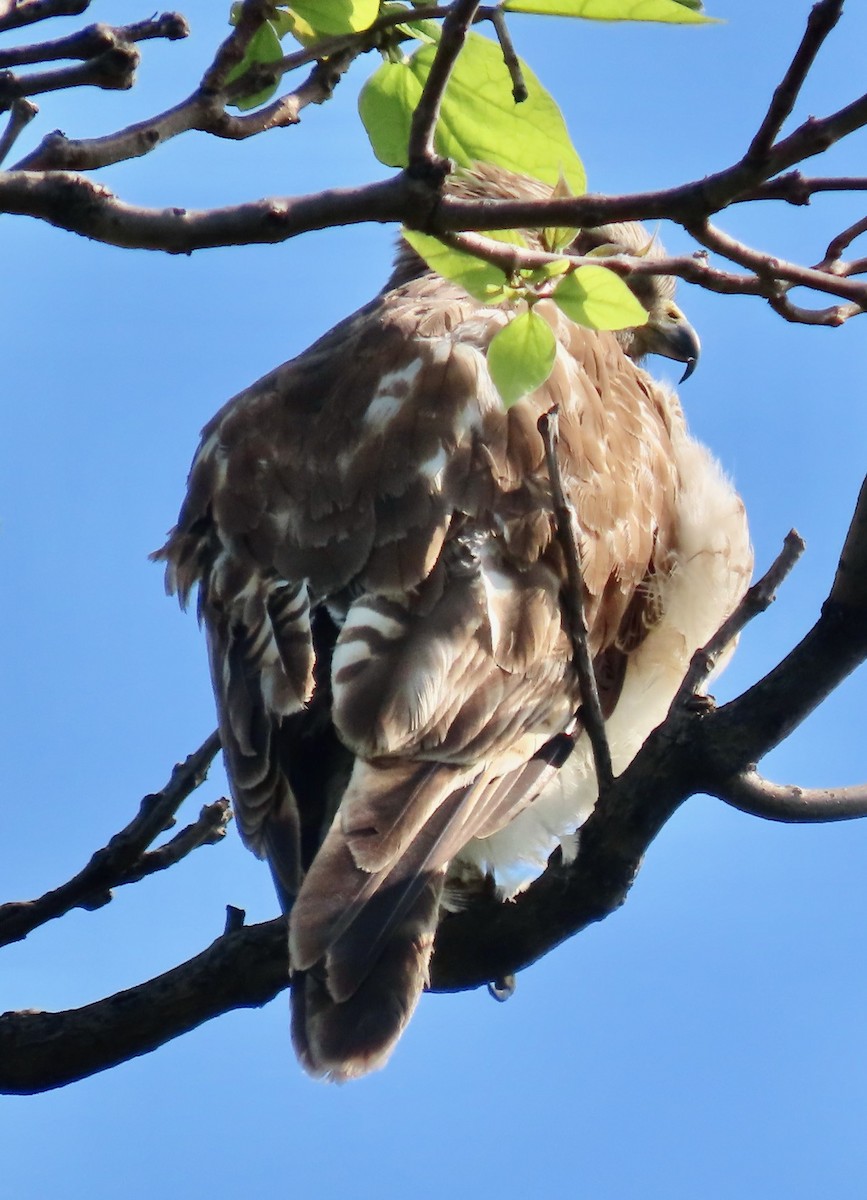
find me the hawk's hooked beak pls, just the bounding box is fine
[643,302,701,383]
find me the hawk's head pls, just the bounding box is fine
[398,163,701,380]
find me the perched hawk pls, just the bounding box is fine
[157,165,752,1081]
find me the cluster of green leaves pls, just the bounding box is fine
[403,227,647,405]
[226,0,713,111]
[225,0,712,402]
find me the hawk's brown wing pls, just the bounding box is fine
[157,273,684,1079]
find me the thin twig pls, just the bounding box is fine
[0,730,222,947]
[407,0,483,173]
[0,45,139,105]
[819,215,867,269]
[0,14,187,69]
[746,0,844,164]
[538,407,614,794]
[708,770,867,823]
[0,96,36,165]
[0,0,88,35]
[490,8,526,103]
[673,530,806,708]
[113,800,232,886]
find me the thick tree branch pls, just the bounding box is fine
[6,478,867,1094]
[0,916,289,1095]
[0,730,222,948]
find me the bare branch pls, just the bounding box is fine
[490,8,527,104]
[0,14,188,69]
[407,0,482,174]
[0,916,289,1095]
[0,44,139,106]
[673,530,806,706]
[0,730,222,948]
[0,96,36,165]
[0,0,88,35]
[744,172,867,204]
[709,770,867,823]
[111,799,232,887]
[746,0,843,164]
[821,215,867,266]
[538,407,613,793]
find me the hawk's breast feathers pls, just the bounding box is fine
[157,166,752,1080]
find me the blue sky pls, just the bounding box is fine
[3,1,867,1196]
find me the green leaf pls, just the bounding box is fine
[487,311,557,407]
[553,266,648,330]
[503,0,717,23]
[226,19,283,111]
[286,0,379,36]
[358,61,425,165]
[359,33,586,193]
[403,229,529,301]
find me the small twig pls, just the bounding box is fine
[407,0,483,174]
[818,215,867,269]
[709,770,867,823]
[538,407,614,794]
[746,0,844,165]
[0,0,88,35]
[215,51,356,138]
[490,9,526,104]
[113,800,232,887]
[745,173,867,204]
[673,530,806,707]
[224,905,246,934]
[0,96,36,165]
[0,15,187,69]
[767,294,861,326]
[0,45,139,106]
[199,0,276,94]
[687,218,867,307]
[0,729,222,947]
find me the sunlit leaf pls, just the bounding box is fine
[226,19,283,111]
[503,0,717,22]
[359,33,586,193]
[358,61,425,165]
[553,266,648,330]
[487,310,557,406]
[287,0,379,36]
[403,229,527,301]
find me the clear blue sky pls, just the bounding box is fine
[3,2,867,1196]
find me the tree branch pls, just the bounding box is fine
[407,0,482,174]
[708,771,867,823]
[0,95,36,165]
[538,406,613,792]
[0,14,188,69]
[0,0,89,35]
[745,0,843,165]
[0,730,222,948]
[0,915,289,1095]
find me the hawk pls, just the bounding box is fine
[157,164,752,1081]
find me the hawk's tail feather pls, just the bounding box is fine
[289,765,477,986]
[290,872,444,1082]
